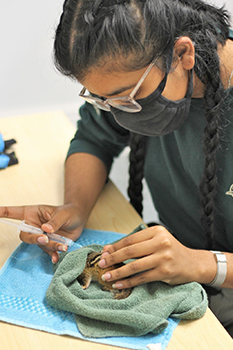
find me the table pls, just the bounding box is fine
[0,111,232,349]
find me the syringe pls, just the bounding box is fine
[0,218,75,246]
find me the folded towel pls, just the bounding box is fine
[46,243,208,338]
[0,228,181,350]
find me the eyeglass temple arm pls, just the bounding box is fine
[129,57,158,98]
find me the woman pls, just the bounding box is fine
[1,0,233,335]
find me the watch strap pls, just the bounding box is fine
[206,251,227,287]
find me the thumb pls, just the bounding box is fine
[41,210,70,233]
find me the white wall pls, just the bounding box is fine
[0,1,83,121]
[0,1,232,121]
[214,0,233,15]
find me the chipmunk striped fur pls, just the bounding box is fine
[77,251,132,300]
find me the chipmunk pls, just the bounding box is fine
[77,251,132,300]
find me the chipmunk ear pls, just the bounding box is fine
[174,36,195,70]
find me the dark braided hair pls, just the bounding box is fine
[128,133,147,216]
[53,0,231,250]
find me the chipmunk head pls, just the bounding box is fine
[78,250,132,299]
[86,251,102,268]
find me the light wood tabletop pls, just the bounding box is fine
[0,111,232,349]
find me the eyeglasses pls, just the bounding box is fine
[78,57,158,113]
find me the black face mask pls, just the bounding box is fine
[111,54,193,137]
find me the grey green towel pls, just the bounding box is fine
[46,244,208,338]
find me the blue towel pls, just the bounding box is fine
[0,228,180,350]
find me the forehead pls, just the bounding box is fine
[81,67,147,97]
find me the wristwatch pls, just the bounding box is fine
[207,251,227,287]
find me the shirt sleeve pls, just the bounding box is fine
[67,102,130,174]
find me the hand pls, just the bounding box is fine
[98,225,216,289]
[0,204,86,263]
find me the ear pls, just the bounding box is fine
[174,36,195,70]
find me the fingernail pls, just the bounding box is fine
[58,245,67,252]
[37,236,49,244]
[98,259,106,268]
[101,272,111,281]
[101,252,109,258]
[112,283,123,289]
[43,223,54,232]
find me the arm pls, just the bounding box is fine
[41,152,108,235]
[64,152,108,220]
[97,225,233,289]
[41,152,108,263]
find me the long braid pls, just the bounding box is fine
[198,52,225,249]
[196,49,225,293]
[128,133,147,217]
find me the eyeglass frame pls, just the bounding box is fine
[78,56,158,113]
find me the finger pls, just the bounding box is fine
[51,251,60,264]
[99,238,157,268]
[0,206,25,220]
[103,228,155,254]
[39,247,60,264]
[102,244,111,252]
[101,255,158,282]
[19,231,68,252]
[112,269,160,289]
[41,208,77,233]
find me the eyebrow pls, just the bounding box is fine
[103,84,136,97]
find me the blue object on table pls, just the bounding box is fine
[0,229,179,350]
[0,133,18,169]
[0,134,4,153]
[0,153,10,169]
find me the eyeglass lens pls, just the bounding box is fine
[82,95,141,112]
